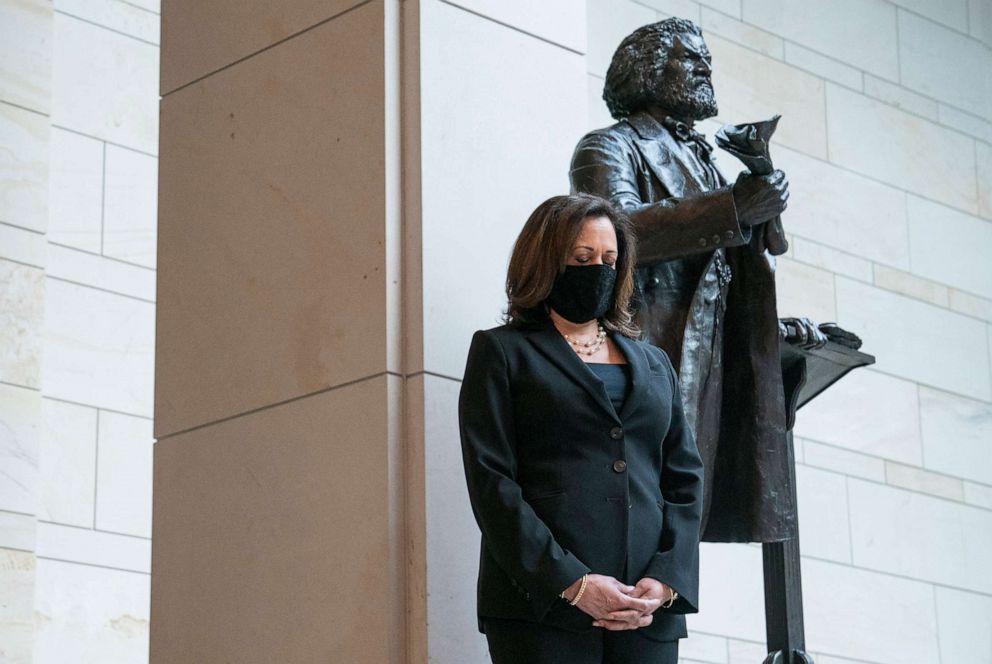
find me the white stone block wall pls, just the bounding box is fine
[0,0,159,662]
[585,1,992,663]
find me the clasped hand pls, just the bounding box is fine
[564,574,674,630]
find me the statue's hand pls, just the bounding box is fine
[779,317,828,349]
[733,169,789,227]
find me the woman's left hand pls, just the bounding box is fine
[592,578,674,628]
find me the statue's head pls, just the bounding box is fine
[603,17,718,122]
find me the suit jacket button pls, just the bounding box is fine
[725,230,735,240]
[612,459,627,473]
[698,237,707,247]
[648,275,661,288]
[610,426,623,439]
[712,234,721,244]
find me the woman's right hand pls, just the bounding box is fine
[563,574,662,630]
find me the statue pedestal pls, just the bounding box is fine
[762,340,875,664]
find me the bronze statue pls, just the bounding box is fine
[570,17,826,543]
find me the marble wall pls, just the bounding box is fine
[583,1,992,663]
[0,0,158,661]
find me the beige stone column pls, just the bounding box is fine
[152,1,587,662]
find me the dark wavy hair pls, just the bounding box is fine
[502,193,640,339]
[603,17,702,120]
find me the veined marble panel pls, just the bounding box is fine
[38,398,96,527]
[775,146,909,269]
[793,368,922,465]
[0,0,52,113]
[0,101,49,232]
[0,259,44,388]
[47,127,103,254]
[835,277,990,400]
[51,13,158,154]
[33,558,149,664]
[743,0,898,81]
[95,410,153,538]
[898,10,992,122]
[825,84,978,215]
[42,277,154,416]
[103,145,157,269]
[919,386,992,485]
[848,478,992,594]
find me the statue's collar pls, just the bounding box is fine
[626,111,668,140]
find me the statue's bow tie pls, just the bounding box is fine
[661,116,713,153]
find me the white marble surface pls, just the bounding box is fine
[788,237,873,282]
[54,0,159,44]
[743,0,898,80]
[0,510,36,551]
[848,478,992,594]
[421,0,588,378]
[51,13,158,154]
[889,0,969,32]
[782,41,861,90]
[802,556,939,664]
[701,6,782,58]
[898,10,992,122]
[884,461,964,501]
[0,0,52,113]
[775,145,910,269]
[46,243,156,302]
[774,257,835,322]
[0,383,39,516]
[793,369,923,465]
[835,277,991,400]
[800,440,886,482]
[444,0,586,53]
[919,386,992,486]
[47,127,103,254]
[935,585,992,664]
[103,145,157,268]
[0,259,44,388]
[0,101,49,233]
[795,464,851,563]
[826,84,978,215]
[863,73,939,119]
[32,558,149,664]
[36,521,150,573]
[95,411,152,538]
[707,35,827,159]
[873,264,949,307]
[38,398,96,528]
[585,0,658,77]
[0,222,45,268]
[907,195,992,300]
[423,373,490,662]
[42,277,155,417]
[691,543,766,642]
[0,547,35,664]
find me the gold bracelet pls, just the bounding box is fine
[661,589,679,609]
[567,574,589,606]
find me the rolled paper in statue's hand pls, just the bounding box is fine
[714,115,788,256]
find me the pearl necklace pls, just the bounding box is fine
[560,321,607,356]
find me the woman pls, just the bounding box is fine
[458,193,705,664]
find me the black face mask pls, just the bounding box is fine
[546,263,617,324]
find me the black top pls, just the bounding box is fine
[584,362,631,413]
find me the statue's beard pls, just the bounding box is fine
[655,79,718,121]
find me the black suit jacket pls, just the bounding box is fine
[458,316,704,642]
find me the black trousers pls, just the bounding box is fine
[482,617,679,664]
